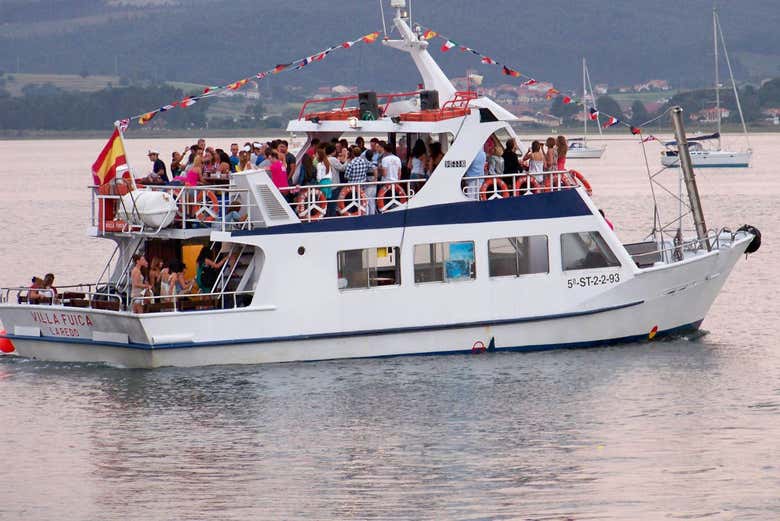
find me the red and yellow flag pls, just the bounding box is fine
[91,128,127,186]
[421,30,437,40]
[362,32,380,43]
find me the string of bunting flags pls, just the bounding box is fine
[122,31,382,128]
[419,27,662,140]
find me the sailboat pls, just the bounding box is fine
[661,8,752,168]
[568,58,606,159]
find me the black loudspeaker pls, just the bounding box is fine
[420,90,440,110]
[358,91,380,120]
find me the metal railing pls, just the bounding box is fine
[91,184,259,235]
[1,284,122,308]
[460,170,581,199]
[633,230,728,266]
[128,290,254,314]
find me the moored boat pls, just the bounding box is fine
[0,1,760,368]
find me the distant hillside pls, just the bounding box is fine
[0,0,778,92]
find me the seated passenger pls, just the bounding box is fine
[138,150,169,185]
[27,276,44,304]
[38,273,58,305]
[202,150,217,176]
[170,151,184,178]
[236,150,253,172]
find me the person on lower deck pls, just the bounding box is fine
[378,141,401,182]
[130,254,151,313]
[464,147,487,200]
[196,246,229,294]
[27,276,44,304]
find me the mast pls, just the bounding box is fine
[584,60,603,136]
[582,57,587,144]
[716,9,751,151]
[713,8,722,150]
[671,107,711,251]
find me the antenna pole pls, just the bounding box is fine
[582,57,587,143]
[671,106,710,251]
[379,0,388,37]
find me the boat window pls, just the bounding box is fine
[488,236,549,277]
[414,241,476,283]
[337,247,400,290]
[561,232,621,271]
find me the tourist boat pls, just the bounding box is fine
[0,1,761,368]
[661,8,751,168]
[567,58,606,160]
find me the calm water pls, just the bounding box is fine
[1,134,779,520]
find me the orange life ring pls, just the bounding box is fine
[295,188,328,221]
[376,183,408,213]
[569,169,593,195]
[479,178,510,200]
[337,186,368,217]
[513,175,541,196]
[192,190,220,223]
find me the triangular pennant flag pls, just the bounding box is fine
[642,135,657,143]
[138,111,156,125]
[158,104,174,112]
[342,40,355,48]
[589,108,600,120]
[117,119,130,133]
[522,78,538,86]
[545,88,560,100]
[603,116,620,128]
[362,32,380,43]
[256,72,267,80]
[481,56,497,65]
[502,66,521,78]
[179,96,197,108]
[421,30,437,40]
[562,96,572,104]
[441,40,457,52]
[273,63,291,74]
[631,126,642,135]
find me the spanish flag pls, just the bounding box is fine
[91,128,127,186]
[421,30,437,40]
[362,32,380,43]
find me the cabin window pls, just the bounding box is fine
[561,232,621,271]
[337,247,400,290]
[488,236,549,277]
[414,241,476,283]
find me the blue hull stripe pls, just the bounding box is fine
[233,189,592,236]
[3,299,643,351]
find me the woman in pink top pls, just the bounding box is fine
[173,156,202,186]
[268,151,291,199]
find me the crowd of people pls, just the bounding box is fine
[132,133,572,214]
[128,246,238,313]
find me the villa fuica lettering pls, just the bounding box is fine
[30,310,94,337]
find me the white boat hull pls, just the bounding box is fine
[0,234,750,368]
[567,145,606,159]
[661,149,752,168]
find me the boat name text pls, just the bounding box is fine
[30,310,94,337]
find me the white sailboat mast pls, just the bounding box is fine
[584,60,603,136]
[713,8,722,150]
[715,9,751,150]
[582,57,587,144]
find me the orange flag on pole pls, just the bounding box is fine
[92,128,127,186]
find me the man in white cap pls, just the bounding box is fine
[251,142,265,166]
[138,149,169,185]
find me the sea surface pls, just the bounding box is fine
[0,134,778,520]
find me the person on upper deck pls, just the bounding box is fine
[279,140,296,177]
[326,144,346,184]
[298,154,317,186]
[523,141,546,183]
[408,139,428,181]
[502,138,521,176]
[315,147,334,198]
[229,143,240,171]
[544,137,557,171]
[464,147,487,200]
[378,141,402,182]
[139,149,169,185]
[171,156,202,186]
[268,151,291,198]
[345,146,371,184]
[556,135,568,170]
[251,142,264,166]
[170,151,184,178]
